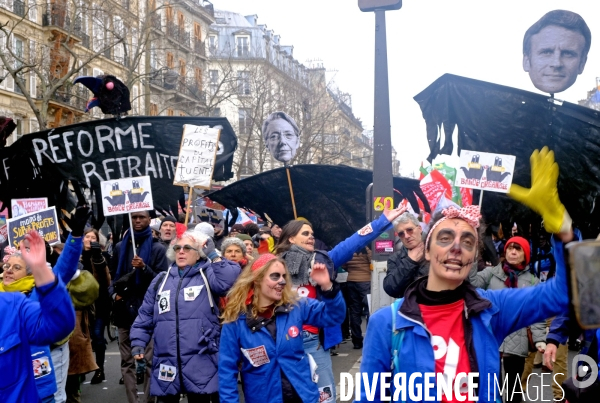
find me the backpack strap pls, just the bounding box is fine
[390,299,405,373]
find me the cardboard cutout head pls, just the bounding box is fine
[523,10,591,94]
[262,111,300,164]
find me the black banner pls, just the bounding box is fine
[0,116,237,220]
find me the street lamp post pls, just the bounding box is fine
[359,0,401,312]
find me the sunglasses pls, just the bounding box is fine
[269,272,286,281]
[173,245,199,253]
[398,227,416,238]
[2,263,23,272]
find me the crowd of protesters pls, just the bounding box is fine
[3,149,600,403]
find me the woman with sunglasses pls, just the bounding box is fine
[219,253,345,403]
[130,230,241,403]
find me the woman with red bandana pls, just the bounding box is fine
[357,147,574,402]
[472,236,546,403]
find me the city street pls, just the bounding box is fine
[81,321,574,402]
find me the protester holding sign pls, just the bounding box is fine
[356,148,573,402]
[130,230,240,403]
[109,210,168,403]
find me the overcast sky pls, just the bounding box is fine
[213,0,599,176]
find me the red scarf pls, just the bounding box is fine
[502,261,525,288]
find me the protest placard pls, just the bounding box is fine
[456,150,516,193]
[11,197,48,218]
[195,206,224,231]
[173,125,221,190]
[7,206,60,247]
[100,176,154,216]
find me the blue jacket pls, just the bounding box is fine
[0,279,76,403]
[130,259,241,396]
[219,291,346,403]
[320,213,393,349]
[355,236,569,402]
[28,234,82,399]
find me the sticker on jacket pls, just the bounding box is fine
[357,223,373,236]
[184,285,204,301]
[318,385,334,403]
[32,356,52,379]
[158,364,177,382]
[241,345,270,367]
[158,290,170,314]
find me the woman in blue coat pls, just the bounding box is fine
[356,147,574,402]
[219,253,345,403]
[0,230,76,403]
[130,230,241,403]
[272,204,407,401]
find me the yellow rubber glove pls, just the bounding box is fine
[508,146,572,234]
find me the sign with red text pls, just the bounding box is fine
[100,176,154,216]
[173,125,221,189]
[11,197,48,218]
[456,150,515,193]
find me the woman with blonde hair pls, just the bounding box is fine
[219,253,345,403]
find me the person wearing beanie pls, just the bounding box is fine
[158,216,177,247]
[195,222,215,239]
[219,254,345,403]
[472,235,545,403]
[236,234,256,258]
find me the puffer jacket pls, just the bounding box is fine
[472,263,546,356]
[130,258,241,396]
[383,245,429,298]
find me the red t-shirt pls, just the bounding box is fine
[419,300,473,402]
[293,284,319,334]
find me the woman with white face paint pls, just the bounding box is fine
[219,253,345,403]
[356,147,575,402]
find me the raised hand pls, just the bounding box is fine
[382,203,408,223]
[20,230,54,286]
[65,204,92,237]
[310,262,332,290]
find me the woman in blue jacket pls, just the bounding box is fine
[130,230,241,403]
[356,147,574,402]
[0,230,76,403]
[219,253,345,403]
[272,204,407,401]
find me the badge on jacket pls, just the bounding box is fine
[184,285,204,301]
[158,290,170,314]
[241,345,270,367]
[357,223,373,236]
[32,356,52,379]
[158,363,177,382]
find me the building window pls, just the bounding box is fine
[238,108,252,135]
[150,103,158,116]
[237,71,250,95]
[194,67,202,93]
[210,108,221,117]
[208,34,217,55]
[235,35,249,57]
[209,69,218,95]
[167,108,174,116]
[166,52,174,69]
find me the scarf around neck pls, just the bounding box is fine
[281,244,315,287]
[0,275,35,294]
[116,226,153,284]
[502,261,526,288]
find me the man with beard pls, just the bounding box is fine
[158,216,177,247]
[384,212,429,298]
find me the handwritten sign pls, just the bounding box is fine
[7,206,60,247]
[173,125,221,189]
[11,197,48,218]
[456,150,516,193]
[100,176,154,216]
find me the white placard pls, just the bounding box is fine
[100,176,154,216]
[456,150,516,193]
[173,125,221,189]
[11,197,48,218]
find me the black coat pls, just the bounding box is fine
[383,246,429,298]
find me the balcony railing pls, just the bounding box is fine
[13,0,25,17]
[42,4,71,30]
[50,86,88,110]
[150,70,204,101]
[151,13,161,31]
[166,22,190,48]
[194,40,206,57]
[80,33,90,49]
